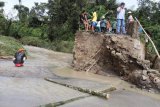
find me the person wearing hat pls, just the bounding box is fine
[100,16,107,33]
[128,11,134,23]
[116,2,126,34]
[13,48,27,67]
[127,11,134,35]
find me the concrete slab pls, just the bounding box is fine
[59,96,108,107]
[0,77,88,107]
[46,77,113,92]
[106,90,160,107]
[60,90,160,107]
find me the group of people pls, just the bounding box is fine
[80,10,114,33]
[79,2,134,34]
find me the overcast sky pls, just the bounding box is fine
[1,0,160,18]
[2,0,47,18]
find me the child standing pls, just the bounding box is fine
[106,18,112,32]
[96,19,101,32]
[100,16,107,33]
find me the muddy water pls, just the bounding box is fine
[53,67,160,100]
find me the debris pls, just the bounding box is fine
[73,31,160,91]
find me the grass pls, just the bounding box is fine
[53,40,74,53]
[0,36,23,56]
[20,36,49,48]
[20,36,74,53]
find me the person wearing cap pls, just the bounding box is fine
[13,48,27,67]
[116,2,126,34]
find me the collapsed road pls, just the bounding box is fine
[0,46,160,107]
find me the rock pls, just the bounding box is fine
[111,50,116,55]
[153,57,160,72]
[157,83,160,89]
[130,85,136,88]
[153,77,160,84]
[147,69,159,74]
[141,75,148,81]
[127,21,139,39]
[106,94,110,99]
[142,70,148,76]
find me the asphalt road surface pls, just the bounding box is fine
[0,46,160,107]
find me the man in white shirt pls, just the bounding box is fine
[116,2,126,34]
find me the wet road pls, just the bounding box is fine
[0,46,160,107]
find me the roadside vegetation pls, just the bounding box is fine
[0,36,23,56]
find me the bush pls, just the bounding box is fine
[0,36,23,56]
[9,22,48,40]
[54,40,74,53]
[146,25,160,53]
[20,36,49,47]
[20,36,74,53]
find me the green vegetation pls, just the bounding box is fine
[0,0,159,55]
[0,36,23,56]
[135,0,160,54]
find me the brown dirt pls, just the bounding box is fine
[73,31,160,91]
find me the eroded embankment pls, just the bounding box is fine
[73,31,160,91]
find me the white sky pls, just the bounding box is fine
[117,0,160,10]
[1,0,160,18]
[117,0,138,10]
[1,0,48,19]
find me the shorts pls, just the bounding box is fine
[92,21,97,27]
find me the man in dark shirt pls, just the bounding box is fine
[13,48,27,67]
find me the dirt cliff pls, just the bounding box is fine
[73,31,160,91]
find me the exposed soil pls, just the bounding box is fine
[73,31,160,91]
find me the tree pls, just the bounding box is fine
[136,0,160,26]
[14,5,29,24]
[48,0,81,41]
[0,1,4,7]
[136,0,160,52]
[29,2,48,27]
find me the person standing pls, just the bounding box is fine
[79,10,89,31]
[96,19,101,32]
[112,20,117,33]
[128,11,134,23]
[127,11,134,35]
[91,10,98,32]
[116,2,126,34]
[106,18,112,32]
[100,16,107,33]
